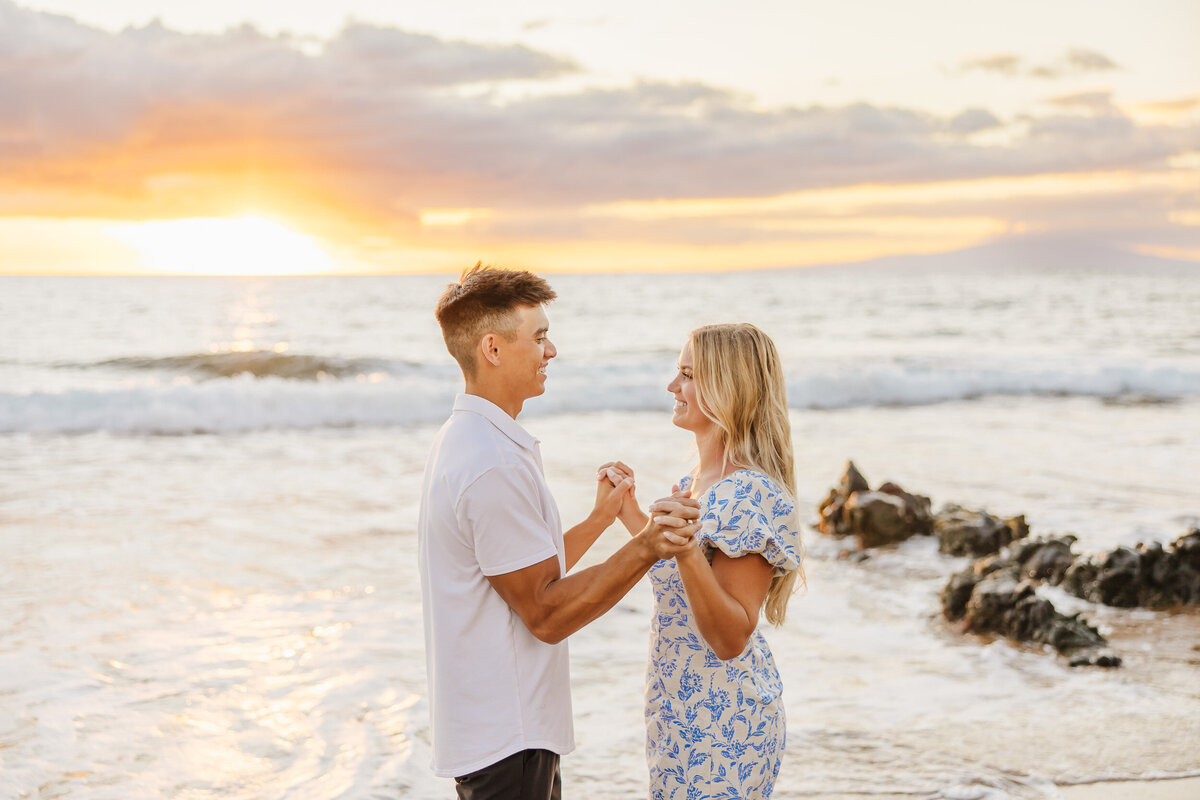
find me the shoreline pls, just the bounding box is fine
[1058,776,1200,800]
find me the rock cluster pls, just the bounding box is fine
[941,530,1200,667]
[817,461,1026,556]
[1013,530,1200,609]
[818,462,1199,668]
[942,553,1120,668]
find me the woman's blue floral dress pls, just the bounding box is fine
[645,470,802,800]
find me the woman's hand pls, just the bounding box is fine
[597,461,647,536]
[590,466,634,527]
[561,465,636,572]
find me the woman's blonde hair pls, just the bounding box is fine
[691,322,804,625]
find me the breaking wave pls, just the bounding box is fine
[3,358,1198,435]
[79,351,401,381]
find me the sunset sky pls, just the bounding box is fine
[2,0,1198,274]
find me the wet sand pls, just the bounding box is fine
[1059,777,1200,800]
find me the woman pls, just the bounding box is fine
[606,323,803,800]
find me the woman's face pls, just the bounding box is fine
[667,340,714,434]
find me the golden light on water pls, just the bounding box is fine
[107,217,337,275]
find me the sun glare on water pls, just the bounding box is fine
[109,217,337,275]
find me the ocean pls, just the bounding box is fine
[2,261,1198,799]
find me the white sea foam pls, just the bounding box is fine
[2,358,1197,434]
[785,359,1200,409]
[0,376,453,434]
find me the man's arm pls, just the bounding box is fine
[487,496,700,644]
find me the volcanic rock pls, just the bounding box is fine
[933,504,1029,558]
[941,562,1118,667]
[1011,536,1077,584]
[843,491,912,548]
[1061,529,1200,608]
[818,462,933,548]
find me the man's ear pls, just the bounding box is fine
[479,333,502,367]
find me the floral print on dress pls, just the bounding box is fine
[645,470,801,800]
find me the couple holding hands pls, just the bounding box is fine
[417,265,804,800]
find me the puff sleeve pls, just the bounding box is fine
[688,471,802,574]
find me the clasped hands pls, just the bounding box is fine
[594,461,699,559]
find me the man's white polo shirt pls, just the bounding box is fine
[417,393,574,778]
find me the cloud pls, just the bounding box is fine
[323,22,575,86]
[0,0,1195,261]
[417,170,1200,259]
[1046,91,1116,113]
[1064,47,1120,73]
[947,108,1003,134]
[862,177,1196,239]
[956,47,1122,80]
[957,54,1023,76]
[1137,96,1200,114]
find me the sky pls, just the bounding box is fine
[1,0,1198,274]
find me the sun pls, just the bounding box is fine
[107,216,337,275]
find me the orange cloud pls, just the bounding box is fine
[1,1,1197,273]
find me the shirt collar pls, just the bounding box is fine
[453,393,539,452]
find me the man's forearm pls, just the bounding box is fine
[486,495,700,644]
[529,534,659,643]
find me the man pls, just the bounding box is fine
[417,264,699,799]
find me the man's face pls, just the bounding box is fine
[498,304,557,400]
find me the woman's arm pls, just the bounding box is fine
[563,471,635,570]
[618,495,650,537]
[599,461,651,536]
[674,545,775,660]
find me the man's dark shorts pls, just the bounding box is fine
[454,748,561,800]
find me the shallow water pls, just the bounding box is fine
[2,401,1198,799]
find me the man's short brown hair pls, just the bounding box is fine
[435,263,557,377]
